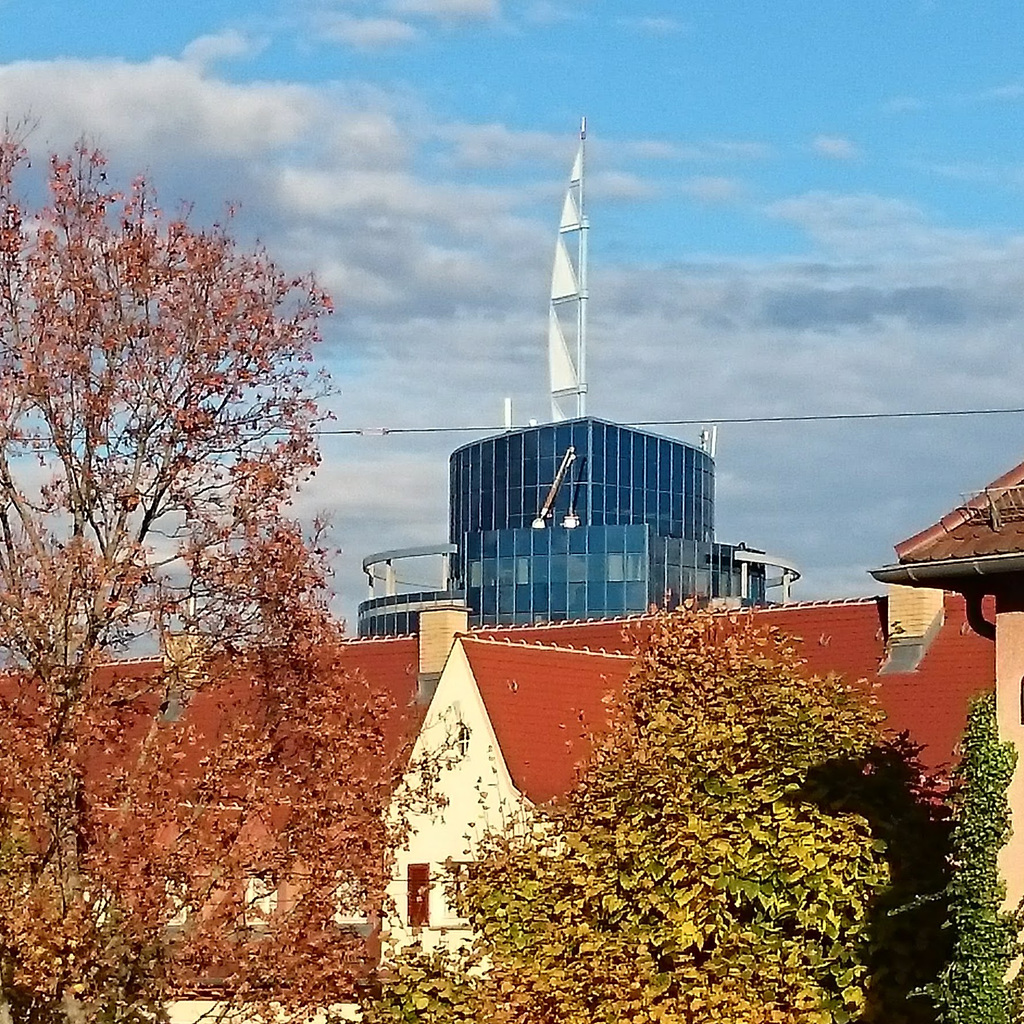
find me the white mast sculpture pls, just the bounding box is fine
[548,117,589,421]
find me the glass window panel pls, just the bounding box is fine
[532,556,549,583]
[480,488,493,531]
[646,437,658,484]
[493,439,507,484]
[498,585,514,615]
[605,581,625,614]
[516,557,530,585]
[498,558,515,586]
[539,428,554,460]
[514,583,531,611]
[607,526,626,553]
[646,489,657,517]
[483,532,497,558]
[591,421,604,466]
[568,526,587,553]
[567,554,587,583]
[554,424,572,454]
[606,552,625,582]
[616,489,631,520]
[531,527,549,555]
[548,582,567,616]
[571,420,588,451]
[550,556,567,583]
[469,561,482,587]
[482,559,497,585]
[625,524,647,549]
[624,552,646,581]
[568,583,586,618]
[657,439,670,493]
[532,582,548,609]
[625,581,647,611]
[631,439,645,489]
[618,431,632,475]
[550,529,569,555]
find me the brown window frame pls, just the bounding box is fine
[407,862,430,928]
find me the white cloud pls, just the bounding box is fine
[765,191,1000,260]
[440,122,567,168]
[617,15,687,34]
[180,29,265,67]
[391,0,499,20]
[682,175,744,204]
[320,15,420,49]
[624,138,773,162]
[587,170,658,202]
[811,134,859,160]
[328,110,410,167]
[0,57,317,158]
[978,81,1024,101]
[883,95,926,113]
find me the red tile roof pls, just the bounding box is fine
[461,637,634,804]
[895,456,1024,563]
[470,595,993,799]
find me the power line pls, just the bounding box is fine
[317,405,1024,437]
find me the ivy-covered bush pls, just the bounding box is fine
[923,691,1020,1024]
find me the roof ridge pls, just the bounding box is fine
[469,613,653,633]
[744,596,882,612]
[96,656,164,668]
[340,633,417,645]
[460,634,634,659]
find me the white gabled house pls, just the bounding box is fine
[381,607,636,956]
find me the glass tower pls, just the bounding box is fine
[358,417,768,635]
[448,417,760,626]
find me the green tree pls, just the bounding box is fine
[366,609,950,1024]
[924,692,1020,1024]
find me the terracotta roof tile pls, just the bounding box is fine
[469,595,992,799]
[462,638,634,804]
[895,456,1024,563]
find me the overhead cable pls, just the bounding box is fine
[317,405,1024,437]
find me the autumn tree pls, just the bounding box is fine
[0,136,412,1023]
[366,609,951,1024]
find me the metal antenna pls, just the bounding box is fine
[548,117,589,421]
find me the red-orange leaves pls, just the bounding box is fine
[0,137,404,1024]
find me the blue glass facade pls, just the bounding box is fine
[448,418,763,627]
[357,416,767,635]
[449,419,714,544]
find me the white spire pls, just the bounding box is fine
[548,116,589,421]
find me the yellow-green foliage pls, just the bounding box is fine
[367,609,949,1024]
[361,944,486,1024]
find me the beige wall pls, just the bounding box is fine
[994,604,1024,911]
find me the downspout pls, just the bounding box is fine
[964,589,996,642]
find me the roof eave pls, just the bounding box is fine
[870,550,1024,588]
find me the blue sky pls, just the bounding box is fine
[4,0,1024,621]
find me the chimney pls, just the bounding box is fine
[161,632,209,721]
[417,604,468,705]
[880,584,944,674]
